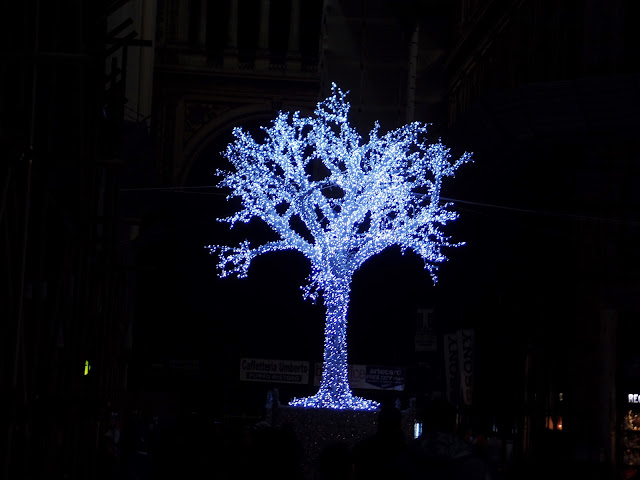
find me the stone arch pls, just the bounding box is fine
[180,102,279,186]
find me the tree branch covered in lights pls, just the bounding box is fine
[207,83,472,410]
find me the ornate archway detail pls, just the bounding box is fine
[180,101,277,186]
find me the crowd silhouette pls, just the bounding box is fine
[96,399,499,480]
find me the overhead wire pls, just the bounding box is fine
[119,184,640,227]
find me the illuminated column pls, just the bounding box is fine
[286,0,301,71]
[255,0,270,69]
[223,0,239,68]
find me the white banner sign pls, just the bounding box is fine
[239,358,310,384]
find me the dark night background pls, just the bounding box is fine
[2,0,640,479]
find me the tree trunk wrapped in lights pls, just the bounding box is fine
[208,84,472,410]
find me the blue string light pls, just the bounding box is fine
[207,83,472,410]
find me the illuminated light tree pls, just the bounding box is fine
[207,84,472,410]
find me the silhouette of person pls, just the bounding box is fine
[316,441,353,480]
[248,423,305,480]
[409,398,488,480]
[352,402,413,480]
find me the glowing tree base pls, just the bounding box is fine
[268,397,416,480]
[289,389,380,411]
[270,404,380,480]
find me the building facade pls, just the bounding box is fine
[445,0,640,474]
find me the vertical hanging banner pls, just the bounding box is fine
[443,333,460,404]
[457,329,475,406]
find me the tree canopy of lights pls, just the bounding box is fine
[207,83,472,411]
